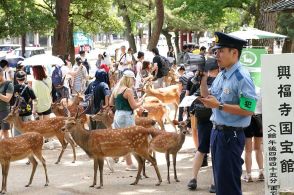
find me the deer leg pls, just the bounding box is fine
[26,156,38,187]
[158,119,165,131]
[90,159,98,187]
[172,153,180,182]
[130,154,144,185]
[141,153,162,186]
[64,132,76,163]
[174,103,178,121]
[96,158,104,189]
[55,133,68,164]
[165,152,171,184]
[34,150,49,186]
[1,162,10,194]
[142,158,149,178]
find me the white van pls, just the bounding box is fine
[14,47,45,58]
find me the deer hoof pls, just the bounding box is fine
[0,190,6,194]
[175,179,180,182]
[130,182,137,185]
[155,182,161,186]
[96,186,102,189]
[143,175,149,178]
[54,161,59,164]
[72,161,75,163]
[168,180,171,184]
[89,184,95,188]
[44,183,49,187]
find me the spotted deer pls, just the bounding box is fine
[4,98,76,164]
[0,132,49,194]
[149,120,188,183]
[144,82,180,121]
[63,110,162,189]
[90,109,157,129]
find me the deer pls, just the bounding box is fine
[90,109,157,129]
[0,132,49,194]
[4,97,76,164]
[62,109,162,189]
[144,82,180,121]
[149,120,188,183]
[164,67,178,86]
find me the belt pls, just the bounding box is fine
[213,124,243,131]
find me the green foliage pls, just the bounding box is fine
[71,0,124,33]
[0,0,55,38]
[277,13,294,38]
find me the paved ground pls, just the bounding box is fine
[4,132,264,195]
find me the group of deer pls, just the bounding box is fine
[0,71,185,193]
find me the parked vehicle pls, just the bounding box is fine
[0,44,21,57]
[14,47,45,58]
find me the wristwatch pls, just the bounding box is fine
[218,103,224,110]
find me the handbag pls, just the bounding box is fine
[191,99,212,121]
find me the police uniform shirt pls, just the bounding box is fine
[210,62,257,127]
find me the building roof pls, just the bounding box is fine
[264,0,294,12]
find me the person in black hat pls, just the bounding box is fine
[199,32,257,195]
[187,57,219,192]
[13,71,36,136]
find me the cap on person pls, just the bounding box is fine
[123,69,135,78]
[16,61,24,70]
[205,57,219,71]
[212,32,247,51]
[15,70,27,81]
[178,64,185,71]
[75,57,82,64]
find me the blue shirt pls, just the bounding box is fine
[210,62,257,127]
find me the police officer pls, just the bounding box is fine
[199,32,257,195]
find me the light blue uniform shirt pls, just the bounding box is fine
[210,62,257,127]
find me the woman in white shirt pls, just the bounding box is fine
[32,65,52,120]
[135,52,144,90]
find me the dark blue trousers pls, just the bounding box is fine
[210,128,245,195]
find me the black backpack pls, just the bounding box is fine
[159,56,171,76]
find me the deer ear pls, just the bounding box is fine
[172,120,179,126]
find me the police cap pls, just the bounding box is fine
[213,32,247,51]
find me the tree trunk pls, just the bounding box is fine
[148,0,152,43]
[161,29,172,50]
[52,0,70,56]
[174,30,180,54]
[117,1,137,52]
[67,21,75,65]
[253,0,279,50]
[21,34,26,57]
[282,38,294,53]
[147,0,164,50]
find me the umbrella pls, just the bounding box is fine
[5,55,24,68]
[229,27,287,40]
[22,54,64,66]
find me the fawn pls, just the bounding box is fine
[4,98,76,164]
[0,132,49,194]
[144,82,180,121]
[63,110,162,189]
[149,120,188,183]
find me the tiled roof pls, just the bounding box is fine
[264,0,294,12]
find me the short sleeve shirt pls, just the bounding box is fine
[210,62,257,127]
[14,84,36,116]
[153,55,163,78]
[0,81,14,111]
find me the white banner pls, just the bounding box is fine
[261,53,294,195]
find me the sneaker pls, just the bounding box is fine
[209,184,216,193]
[258,173,265,181]
[242,175,253,183]
[125,165,137,171]
[187,178,197,190]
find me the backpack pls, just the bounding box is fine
[52,66,64,88]
[159,56,171,76]
[17,85,32,115]
[81,82,99,114]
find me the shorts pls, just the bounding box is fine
[37,108,52,116]
[0,110,11,130]
[197,120,213,154]
[112,110,135,129]
[244,115,263,138]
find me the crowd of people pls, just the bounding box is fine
[0,31,265,195]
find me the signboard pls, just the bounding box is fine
[261,53,294,195]
[240,48,267,88]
